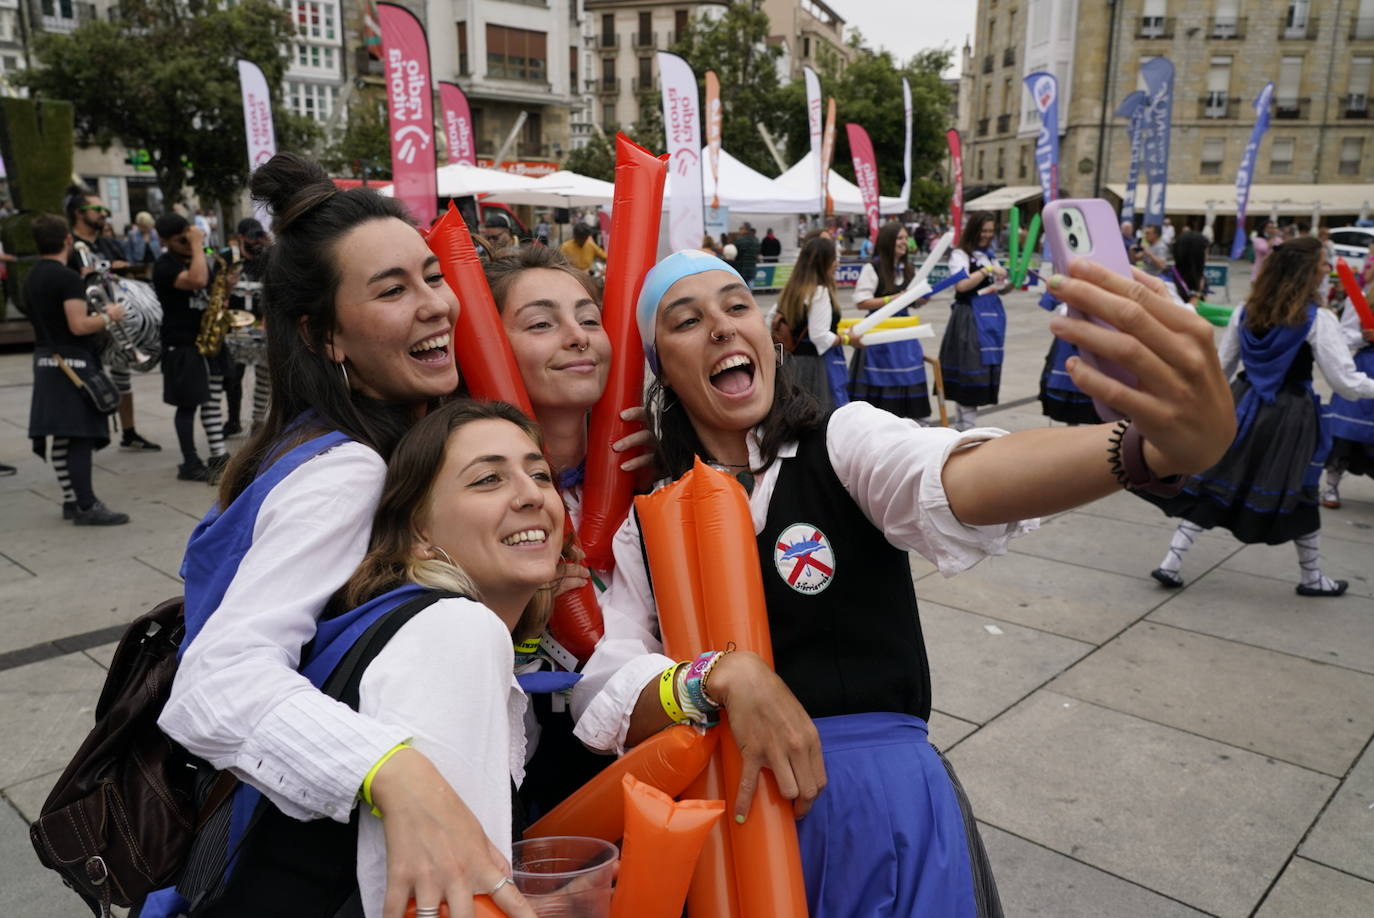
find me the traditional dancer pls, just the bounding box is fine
[941,211,1008,430]
[1148,237,1374,596]
[573,250,1235,918]
[773,234,850,411]
[1320,277,1374,508]
[848,222,930,420]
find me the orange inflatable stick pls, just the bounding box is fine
[404,897,501,918]
[427,204,603,662]
[1336,258,1374,330]
[610,775,724,918]
[682,755,744,918]
[581,136,670,572]
[688,460,808,918]
[523,725,717,842]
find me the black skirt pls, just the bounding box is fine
[1327,436,1374,478]
[1038,338,1102,425]
[28,347,113,445]
[1144,378,1322,544]
[162,345,211,408]
[938,300,1002,407]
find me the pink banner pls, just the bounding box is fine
[846,124,880,243]
[379,2,436,225]
[439,81,476,167]
[946,128,963,234]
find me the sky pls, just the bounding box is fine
[833,2,977,76]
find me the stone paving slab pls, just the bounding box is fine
[1070,487,1185,531]
[916,549,1165,645]
[0,654,107,790]
[1254,858,1374,918]
[1010,510,1242,582]
[979,824,1210,918]
[0,801,82,918]
[1299,740,1374,882]
[927,710,979,752]
[921,601,1093,724]
[1220,532,1374,599]
[948,691,1337,918]
[1050,621,1374,777]
[1149,567,1374,675]
[2,769,54,824]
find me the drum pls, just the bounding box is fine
[225,327,268,366]
[96,278,163,372]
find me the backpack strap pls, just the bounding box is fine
[324,589,468,709]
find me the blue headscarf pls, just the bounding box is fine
[636,250,746,375]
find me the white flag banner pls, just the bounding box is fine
[804,66,823,204]
[658,51,705,253]
[900,76,913,204]
[237,59,277,228]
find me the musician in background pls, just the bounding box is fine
[64,186,162,453]
[26,214,131,525]
[154,212,228,483]
[221,217,271,437]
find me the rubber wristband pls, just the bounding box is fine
[659,663,689,724]
[361,741,411,818]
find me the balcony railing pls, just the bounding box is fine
[996,113,1011,133]
[1136,16,1173,39]
[1278,16,1319,40]
[1274,97,1311,119]
[597,77,620,95]
[632,77,658,94]
[596,33,619,49]
[1352,16,1374,40]
[976,117,989,137]
[633,30,656,49]
[1343,94,1370,119]
[981,54,993,74]
[1002,47,1015,67]
[1207,16,1246,39]
[1198,94,1238,119]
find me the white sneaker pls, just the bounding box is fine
[1320,486,1341,509]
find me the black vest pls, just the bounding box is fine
[754,419,932,721]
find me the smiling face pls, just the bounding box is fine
[327,217,460,404]
[978,220,996,248]
[415,418,563,621]
[500,269,611,415]
[654,270,775,450]
[893,227,909,260]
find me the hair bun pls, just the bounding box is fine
[250,152,336,233]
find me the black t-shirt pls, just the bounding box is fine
[26,259,98,352]
[154,251,207,347]
[67,232,128,288]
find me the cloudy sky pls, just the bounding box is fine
[834,2,977,75]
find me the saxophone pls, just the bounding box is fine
[196,250,233,357]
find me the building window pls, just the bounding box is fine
[487,24,548,82]
[1019,145,1028,178]
[803,36,811,57]
[1348,57,1371,116]
[290,81,338,123]
[604,100,616,128]
[1270,137,1295,174]
[569,44,578,89]
[601,13,614,41]
[638,11,651,45]
[457,21,468,75]
[1200,138,1225,175]
[1356,0,1374,40]
[977,149,985,180]
[1284,1,1311,39]
[295,43,337,71]
[0,9,16,42]
[1140,0,1167,38]
[996,146,1005,179]
[289,1,337,42]
[638,56,652,91]
[1276,55,1303,115]
[1340,137,1364,174]
[1205,56,1231,117]
[1212,0,1240,37]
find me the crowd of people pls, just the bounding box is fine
[11,151,1374,917]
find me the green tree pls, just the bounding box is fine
[562,131,616,183]
[19,0,318,209]
[321,96,393,181]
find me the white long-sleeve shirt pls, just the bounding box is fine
[805,287,839,355]
[851,261,905,306]
[570,400,1037,754]
[1219,306,1374,401]
[356,597,527,918]
[1339,302,1367,353]
[158,442,407,823]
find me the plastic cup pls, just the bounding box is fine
[511,836,618,918]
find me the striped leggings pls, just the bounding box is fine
[50,437,96,509]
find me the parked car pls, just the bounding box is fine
[1330,226,1374,274]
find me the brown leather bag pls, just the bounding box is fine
[29,597,234,917]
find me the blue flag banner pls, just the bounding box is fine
[1230,82,1275,259]
[1024,72,1060,205]
[1114,90,1148,224]
[1139,58,1175,227]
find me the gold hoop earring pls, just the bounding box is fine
[337,360,350,391]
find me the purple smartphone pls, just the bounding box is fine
[1042,198,1137,422]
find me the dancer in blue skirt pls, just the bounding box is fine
[848,222,931,420]
[942,212,1008,430]
[774,234,850,411]
[1320,282,1374,509]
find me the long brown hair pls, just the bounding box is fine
[777,235,839,333]
[874,221,911,295]
[958,210,996,257]
[340,400,560,642]
[483,244,600,314]
[1244,236,1324,333]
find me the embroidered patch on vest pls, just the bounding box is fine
[773,523,836,595]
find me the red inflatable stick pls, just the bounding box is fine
[1336,258,1374,331]
[687,462,808,918]
[610,775,724,918]
[427,205,603,662]
[523,725,717,843]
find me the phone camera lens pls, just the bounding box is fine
[1062,213,1073,228]
[1067,233,1080,249]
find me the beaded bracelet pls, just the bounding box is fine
[658,662,689,724]
[680,653,723,726]
[698,646,733,710]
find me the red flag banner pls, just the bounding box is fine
[379,2,437,226]
[439,80,476,167]
[946,128,963,233]
[846,124,880,243]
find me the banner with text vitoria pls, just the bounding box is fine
[379,2,436,226]
[658,52,704,252]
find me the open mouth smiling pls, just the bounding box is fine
[709,353,756,396]
[408,332,451,366]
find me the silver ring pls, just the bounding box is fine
[484,876,514,896]
[414,908,441,918]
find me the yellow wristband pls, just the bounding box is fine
[659,663,688,724]
[361,741,411,818]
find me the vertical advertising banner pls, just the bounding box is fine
[705,70,722,210]
[1023,71,1060,206]
[900,76,913,204]
[946,128,963,233]
[846,124,881,242]
[1140,57,1175,228]
[438,81,476,167]
[237,60,277,228]
[378,2,437,226]
[658,52,705,252]
[1114,90,1148,224]
[820,97,837,215]
[803,66,823,204]
[1230,82,1275,259]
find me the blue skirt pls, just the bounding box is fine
[825,347,850,408]
[1038,337,1101,425]
[797,712,1001,918]
[1327,347,1374,446]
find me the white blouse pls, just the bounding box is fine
[852,262,906,306]
[1218,305,1374,401]
[570,400,1037,754]
[806,286,839,355]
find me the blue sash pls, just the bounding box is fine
[1326,347,1374,444]
[1233,305,1316,444]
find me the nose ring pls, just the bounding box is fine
[712,330,733,343]
[575,342,588,351]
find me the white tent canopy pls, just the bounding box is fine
[964,186,1044,211]
[498,170,616,206]
[771,151,907,215]
[378,162,552,199]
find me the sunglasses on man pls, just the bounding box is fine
[80,205,112,216]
